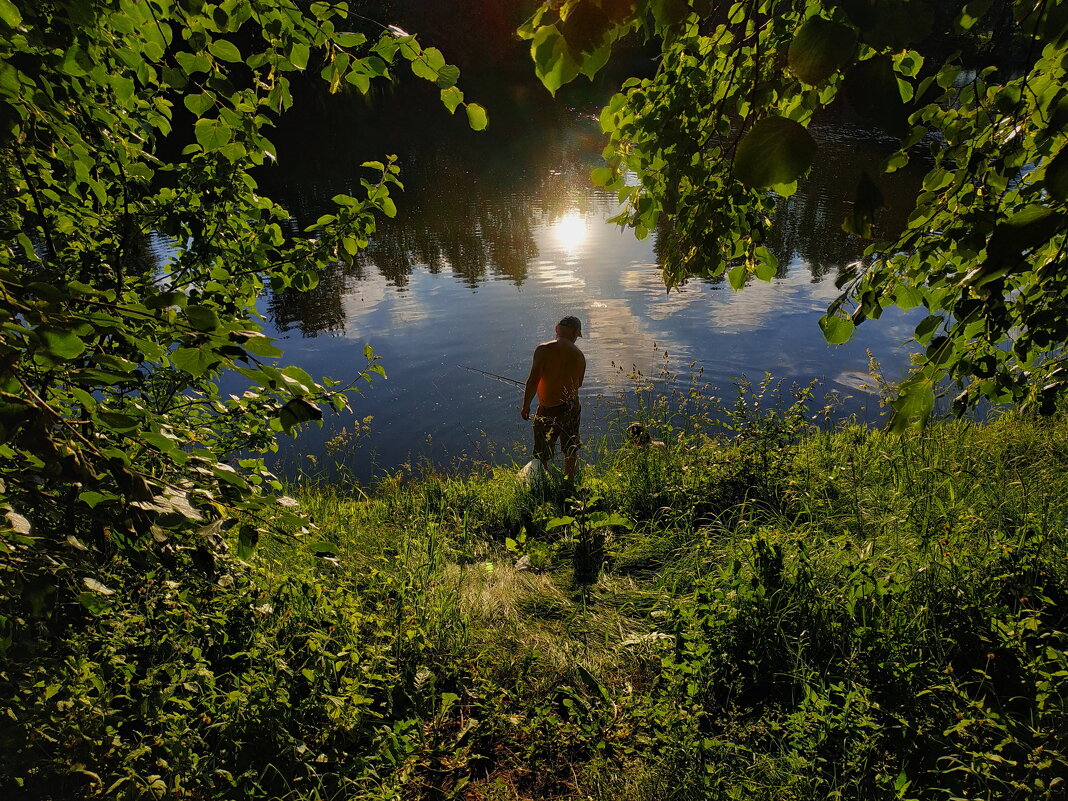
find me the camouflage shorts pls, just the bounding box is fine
[532,401,581,461]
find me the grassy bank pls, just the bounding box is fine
[3,394,1067,799]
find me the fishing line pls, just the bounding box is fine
[457,364,525,386]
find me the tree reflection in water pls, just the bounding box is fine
[258,11,926,337]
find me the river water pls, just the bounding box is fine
[246,31,928,482]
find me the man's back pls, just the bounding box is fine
[533,338,585,407]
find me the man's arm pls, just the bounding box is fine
[521,346,543,421]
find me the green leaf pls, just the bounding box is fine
[208,39,242,62]
[820,315,855,345]
[435,64,460,89]
[37,327,86,359]
[78,592,110,616]
[893,285,924,309]
[141,431,177,453]
[650,0,690,32]
[440,86,463,114]
[889,376,935,432]
[465,103,488,131]
[0,0,22,28]
[96,412,139,433]
[289,42,310,70]
[788,18,857,85]
[754,247,779,280]
[308,540,339,555]
[336,32,367,47]
[240,335,283,358]
[279,397,322,434]
[1045,147,1068,202]
[422,47,446,71]
[176,50,212,75]
[185,304,220,331]
[237,524,259,561]
[171,347,218,377]
[560,1,612,55]
[979,205,1065,280]
[545,515,575,531]
[61,45,92,77]
[194,118,232,151]
[531,24,579,96]
[590,512,632,529]
[183,93,214,117]
[733,116,818,188]
[590,166,614,187]
[110,74,134,104]
[280,364,316,391]
[914,314,942,344]
[727,264,747,289]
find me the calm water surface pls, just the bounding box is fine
[247,52,927,481]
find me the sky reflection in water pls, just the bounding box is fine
[253,84,925,482]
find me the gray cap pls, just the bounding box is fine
[558,315,582,336]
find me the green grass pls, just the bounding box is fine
[3,393,1067,800]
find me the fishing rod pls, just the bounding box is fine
[458,365,525,387]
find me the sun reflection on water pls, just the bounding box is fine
[551,212,589,255]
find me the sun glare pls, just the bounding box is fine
[552,212,589,254]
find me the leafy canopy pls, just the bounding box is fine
[0,1,484,566]
[523,0,1068,427]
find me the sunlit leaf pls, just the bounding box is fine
[889,376,935,432]
[440,86,463,114]
[465,102,488,131]
[83,577,115,595]
[531,24,579,96]
[0,0,22,28]
[185,304,220,331]
[820,315,855,345]
[4,509,30,535]
[590,166,614,186]
[78,592,110,615]
[289,42,310,70]
[727,264,747,289]
[194,117,232,151]
[60,45,92,76]
[36,326,86,359]
[208,39,242,62]
[545,516,575,530]
[171,347,218,377]
[110,74,134,104]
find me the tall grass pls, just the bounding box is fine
[2,380,1066,800]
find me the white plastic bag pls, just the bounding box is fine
[517,459,545,486]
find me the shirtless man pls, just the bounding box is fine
[521,315,586,479]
